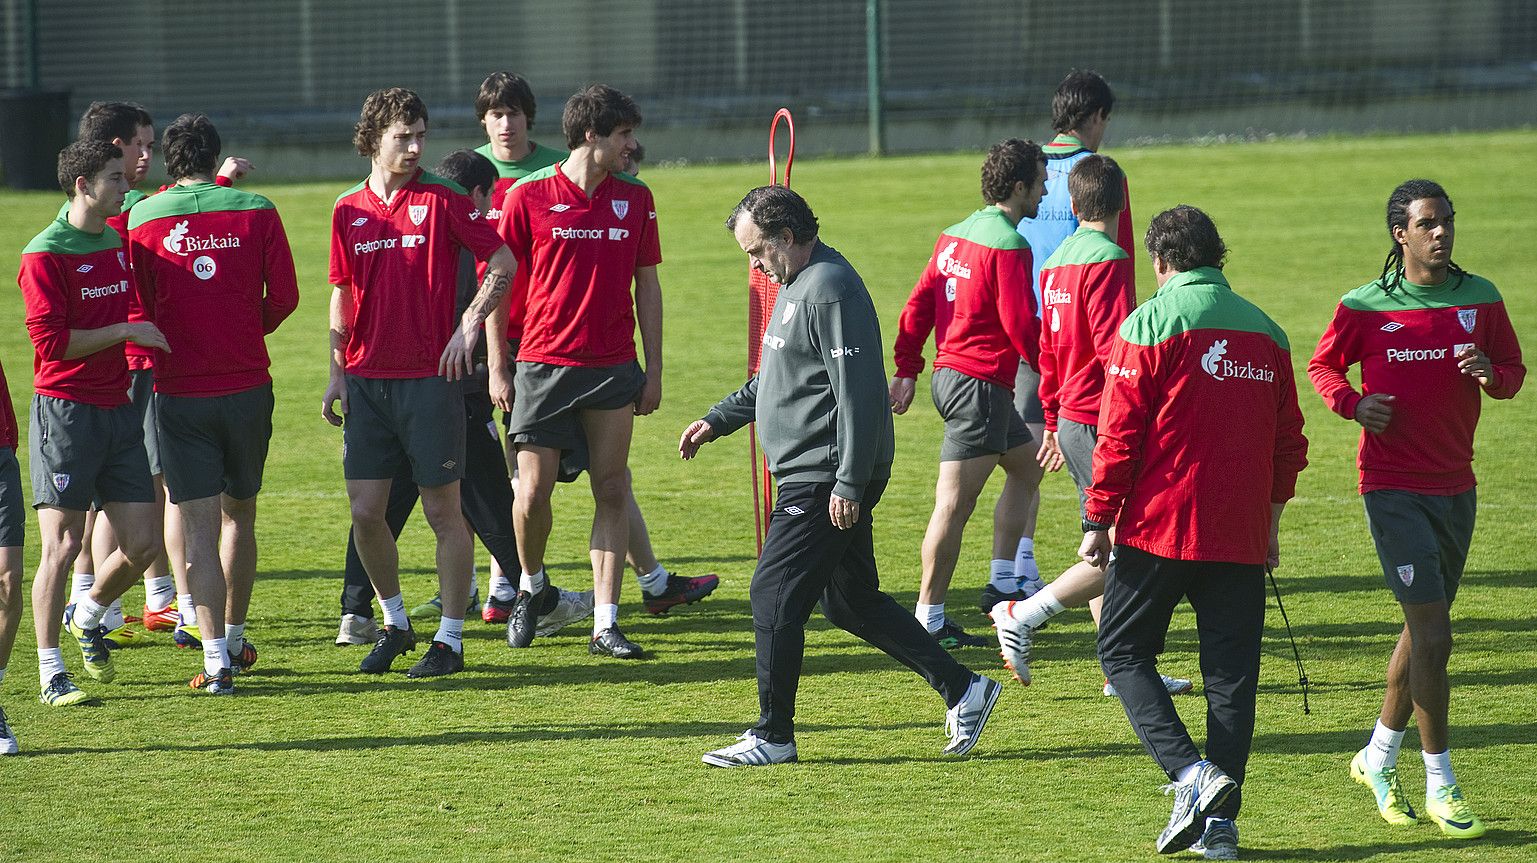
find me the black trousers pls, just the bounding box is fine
[340,392,520,617]
[750,480,973,744]
[1097,544,1264,819]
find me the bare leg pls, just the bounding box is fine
[165,497,190,600]
[580,408,634,607]
[32,507,87,651]
[625,470,661,576]
[348,479,401,600]
[1398,600,1453,753]
[513,445,560,578]
[221,495,258,627]
[178,495,226,640]
[0,547,21,669]
[917,454,1000,604]
[993,421,1047,556]
[92,501,162,604]
[419,481,472,615]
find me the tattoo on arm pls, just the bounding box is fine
[466,270,511,324]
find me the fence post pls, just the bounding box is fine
[866,0,884,156]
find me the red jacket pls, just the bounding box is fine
[1036,226,1135,431]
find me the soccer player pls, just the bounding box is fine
[0,356,22,751]
[1082,206,1307,857]
[889,139,1043,650]
[680,186,1000,766]
[1310,180,1523,840]
[990,155,1192,698]
[20,140,170,705]
[127,114,299,693]
[454,84,662,659]
[324,88,516,678]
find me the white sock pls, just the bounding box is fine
[519,568,547,595]
[915,602,945,633]
[379,593,409,629]
[203,637,228,675]
[225,623,245,650]
[1363,720,1405,772]
[70,572,95,604]
[73,594,109,630]
[37,648,66,688]
[434,616,465,653]
[1014,537,1041,589]
[987,559,1014,590]
[177,593,198,627]
[489,571,517,601]
[593,602,618,634]
[145,576,175,611]
[1424,750,1456,794]
[1173,760,1205,784]
[102,597,126,631]
[637,563,668,595]
[1006,586,1066,629]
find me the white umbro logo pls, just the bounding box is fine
[549,203,571,213]
[351,217,368,227]
[1380,322,1404,332]
[783,506,805,516]
[76,264,93,273]
[442,459,457,470]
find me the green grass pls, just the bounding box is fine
[0,130,1533,862]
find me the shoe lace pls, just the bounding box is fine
[1439,785,1474,818]
[46,671,76,695]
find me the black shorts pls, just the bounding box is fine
[1057,417,1098,514]
[506,360,644,452]
[0,447,25,547]
[29,395,155,510]
[343,375,466,488]
[1363,488,1476,605]
[156,383,274,504]
[130,368,162,476]
[1013,362,1046,426]
[930,367,1031,462]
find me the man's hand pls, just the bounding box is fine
[1079,529,1111,569]
[829,493,860,530]
[322,376,347,427]
[218,156,253,182]
[123,322,170,352]
[1037,429,1065,471]
[1457,344,1494,386]
[635,369,662,416]
[889,376,916,415]
[489,364,514,413]
[1353,392,1395,434]
[1267,501,1285,569]
[438,317,482,380]
[678,420,718,460]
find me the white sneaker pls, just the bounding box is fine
[0,706,17,755]
[535,588,595,637]
[988,603,1034,685]
[943,674,1002,756]
[702,731,797,767]
[336,613,382,646]
[1103,674,1196,697]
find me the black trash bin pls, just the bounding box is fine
[0,89,72,190]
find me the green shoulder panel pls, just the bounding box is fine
[1041,226,1128,270]
[520,142,565,174]
[415,170,469,196]
[333,179,367,207]
[943,207,1027,251]
[611,170,649,188]
[22,218,122,256]
[127,184,274,231]
[1341,273,1502,312]
[1043,133,1087,157]
[1119,268,1289,351]
[511,163,561,189]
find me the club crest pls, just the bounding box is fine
[781,302,797,324]
[408,204,428,226]
[1457,309,1476,333]
[611,199,629,220]
[52,473,70,492]
[117,251,126,270]
[1397,564,1414,587]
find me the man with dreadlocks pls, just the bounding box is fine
[1309,179,1524,841]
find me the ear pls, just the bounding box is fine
[75,174,91,197]
[111,136,129,149]
[1390,223,1407,245]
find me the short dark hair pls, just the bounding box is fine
[162,113,221,180]
[561,84,642,150]
[475,71,537,126]
[1052,69,1115,134]
[435,149,497,197]
[1066,154,1125,222]
[725,185,818,245]
[1380,179,1464,294]
[980,138,1044,205]
[77,101,152,144]
[354,88,428,157]
[58,139,123,198]
[1144,205,1227,272]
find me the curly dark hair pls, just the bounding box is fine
[353,88,428,158]
[980,138,1044,205]
[58,139,123,198]
[1379,179,1465,294]
[725,185,818,245]
[1144,205,1227,272]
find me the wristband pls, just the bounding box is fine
[1082,518,1112,533]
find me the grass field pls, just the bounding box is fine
[0,129,1533,862]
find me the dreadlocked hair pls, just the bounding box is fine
[1380,179,1466,294]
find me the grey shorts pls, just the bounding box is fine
[931,367,1032,462]
[1013,362,1046,426]
[343,375,466,488]
[156,383,274,504]
[0,448,24,547]
[1363,488,1476,605]
[29,395,155,510]
[1058,417,1098,514]
[507,360,644,452]
[130,368,162,476]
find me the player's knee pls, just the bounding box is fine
[418,490,465,535]
[42,534,83,573]
[120,534,161,571]
[0,569,21,611]
[589,471,630,510]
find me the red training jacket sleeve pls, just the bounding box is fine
[20,254,73,361]
[996,245,1039,371]
[1481,302,1526,399]
[127,229,157,325]
[1085,334,1162,525]
[261,210,301,334]
[1307,304,1364,420]
[1087,258,1136,372]
[892,258,939,379]
[1036,291,1060,432]
[1270,354,1309,503]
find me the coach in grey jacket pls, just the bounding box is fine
[680,185,999,768]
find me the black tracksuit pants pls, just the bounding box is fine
[340,392,519,617]
[1097,543,1265,819]
[750,479,974,744]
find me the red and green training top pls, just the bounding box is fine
[1086,267,1309,564]
[18,218,135,408]
[892,206,1039,389]
[1308,272,1524,495]
[474,141,565,344]
[329,170,506,378]
[1036,225,1134,431]
[128,182,300,397]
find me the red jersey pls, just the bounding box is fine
[1308,273,1524,495]
[19,218,135,408]
[498,164,662,367]
[329,170,506,378]
[1037,226,1135,431]
[892,206,1039,388]
[1086,268,1308,565]
[475,142,565,342]
[0,362,15,449]
[128,182,299,397]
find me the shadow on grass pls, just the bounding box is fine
[1244,828,1536,859]
[1267,569,1534,596]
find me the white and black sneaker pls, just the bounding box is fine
[589,626,644,659]
[1157,761,1237,854]
[943,674,1002,756]
[1190,817,1239,860]
[535,588,595,637]
[989,603,1034,685]
[336,613,381,646]
[702,731,797,767]
[0,705,17,755]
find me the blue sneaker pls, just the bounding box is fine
[1189,818,1239,860]
[1157,761,1236,854]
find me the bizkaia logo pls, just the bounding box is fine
[81,279,130,300]
[1201,338,1275,382]
[161,219,242,256]
[936,241,972,279]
